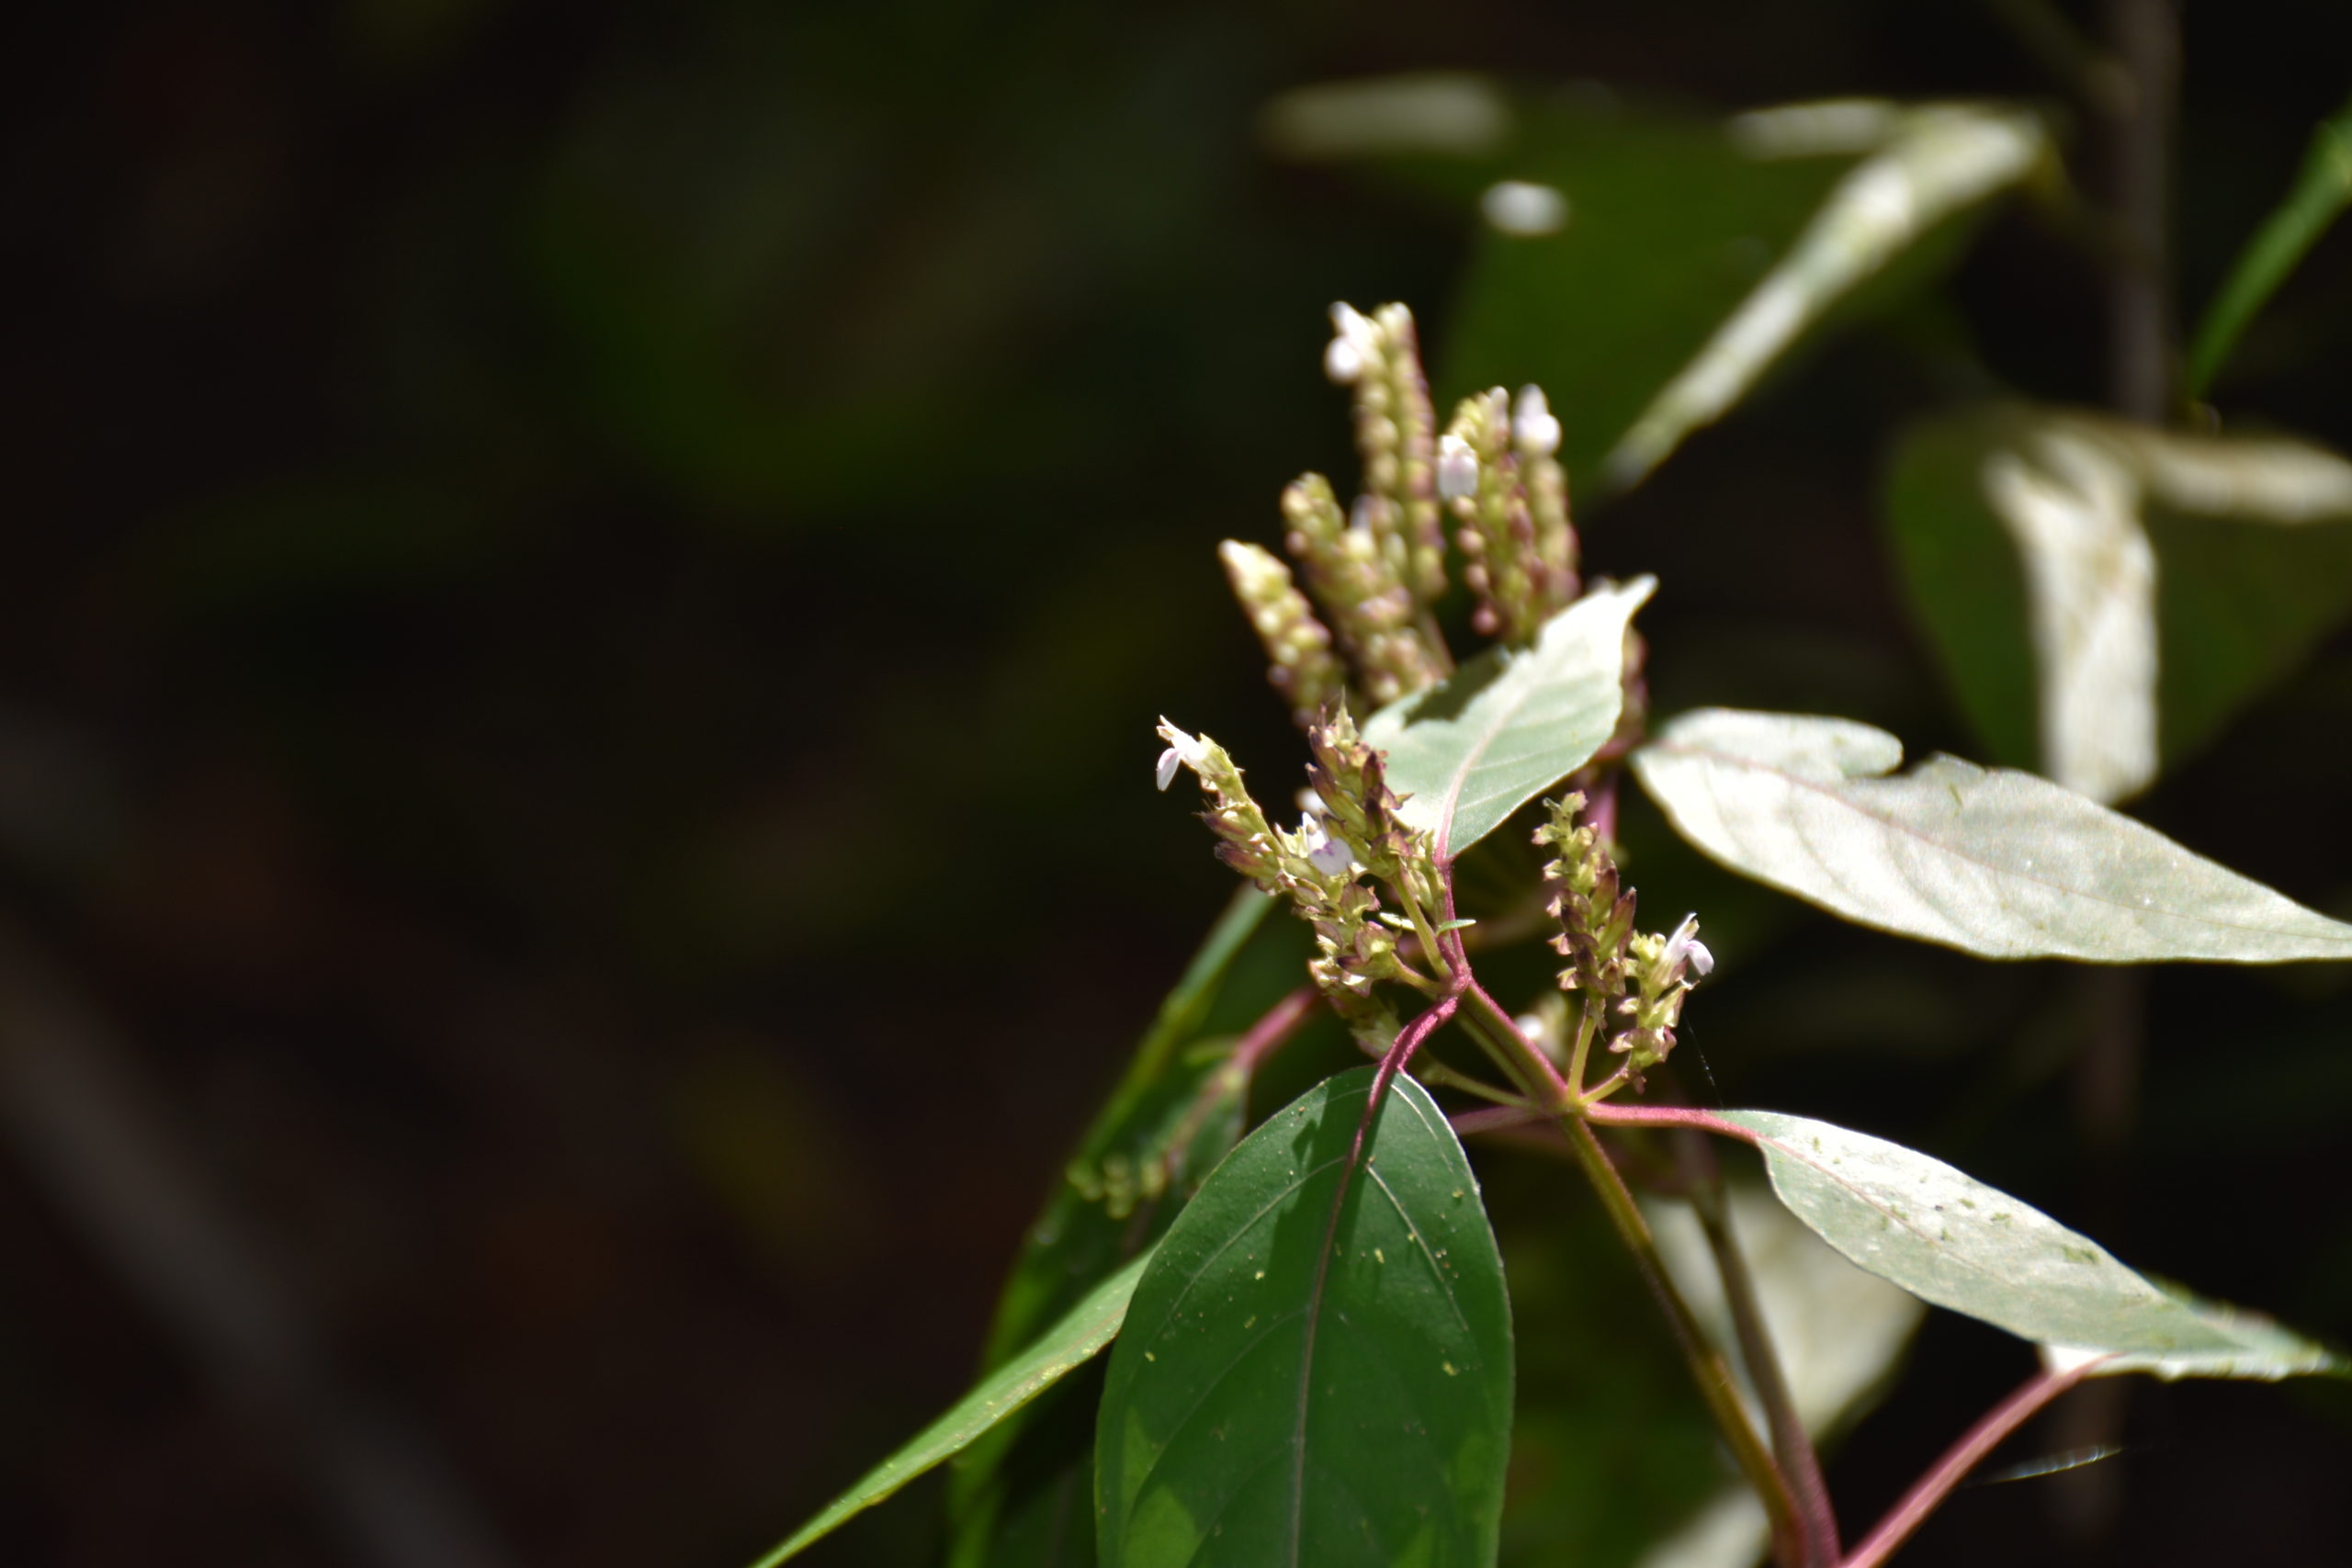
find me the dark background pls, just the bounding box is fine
[4,2,2350,1565]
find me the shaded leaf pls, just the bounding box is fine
[1628,706,2352,962]
[752,1253,1151,1568]
[1096,1067,1513,1568]
[950,887,1296,1568]
[2188,91,2352,398]
[1366,578,1653,859]
[1720,1110,2344,1381]
[1603,103,2046,491]
[1883,404,2352,801]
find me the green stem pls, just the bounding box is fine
[1564,1001,1600,1100]
[1673,1123,1841,1566]
[1393,879,1453,986]
[1455,979,1572,1110]
[1562,1118,1810,1568]
[1447,990,1811,1565]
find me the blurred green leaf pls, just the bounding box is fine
[1366,578,1653,858]
[1430,95,2039,492]
[1096,1067,1513,1568]
[2188,92,2352,399]
[1629,706,2352,962]
[950,888,1285,1568]
[753,1251,1152,1567]
[1603,103,2046,491]
[1882,404,2352,800]
[1722,1110,2344,1380]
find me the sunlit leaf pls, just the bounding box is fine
[2188,91,2352,398]
[752,1253,1152,1567]
[1366,578,1654,859]
[1096,1067,1513,1568]
[950,888,1295,1568]
[1628,706,2352,962]
[1721,1110,2345,1380]
[1603,103,2046,491]
[1883,405,2352,799]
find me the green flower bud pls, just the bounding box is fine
[1281,472,1445,705]
[1444,389,1566,646]
[1218,540,1349,728]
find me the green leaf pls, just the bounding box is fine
[949,887,1296,1568]
[1096,1067,1514,1568]
[1600,102,2046,491]
[1366,578,1654,859]
[1719,1110,2345,1381]
[2188,91,2352,399]
[1882,403,2352,802]
[752,1252,1152,1568]
[1628,706,2352,962]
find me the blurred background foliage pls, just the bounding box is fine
[4,1,2351,1565]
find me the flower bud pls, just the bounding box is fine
[1436,434,1480,502]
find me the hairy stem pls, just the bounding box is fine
[1841,1360,2104,1568]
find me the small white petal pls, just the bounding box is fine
[1437,434,1479,501]
[1660,912,1713,980]
[1512,384,1561,457]
[1513,1013,1548,1045]
[1324,334,1365,384]
[1299,812,1355,876]
[1156,747,1182,791]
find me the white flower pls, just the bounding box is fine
[1661,912,1714,980]
[1324,302,1379,385]
[1437,434,1480,502]
[1155,718,1207,791]
[1512,385,1561,458]
[1298,812,1355,876]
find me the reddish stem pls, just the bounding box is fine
[1840,1360,2106,1568]
[1584,1100,1764,1143]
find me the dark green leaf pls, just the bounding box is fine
[1366,578,1652,859]
[1721,1110,2344,1380]
[1096,1067,1514,1568]
[2188,92,2352,398]
[1629,706,2352,962]
[752,1253,1151,1568]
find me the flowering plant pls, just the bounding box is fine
[759,299,2348,1568]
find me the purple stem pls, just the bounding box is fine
[1840,1360,2106,1568]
